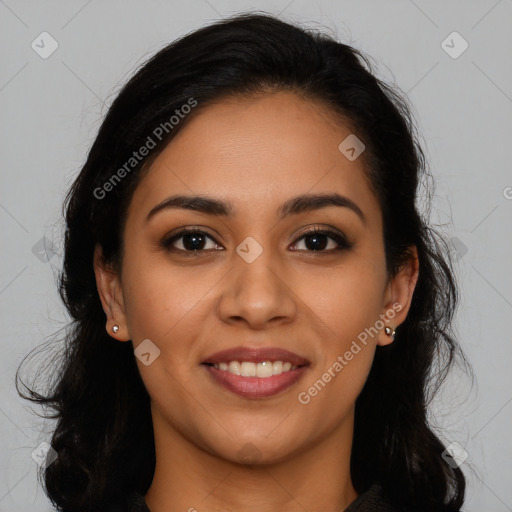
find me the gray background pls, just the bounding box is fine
[1,1,511,510]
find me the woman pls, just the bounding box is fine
[17,12,473,512]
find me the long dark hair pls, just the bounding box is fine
[16,12,473,511]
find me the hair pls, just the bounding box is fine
[16,11,474,512]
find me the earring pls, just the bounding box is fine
[112,325,119,334]
[384,326,396,340]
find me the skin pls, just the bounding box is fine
[94,91,419,512]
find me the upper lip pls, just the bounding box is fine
[202,346,310,366]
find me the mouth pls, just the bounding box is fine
[201,346,310,399]
[202,360,304,376]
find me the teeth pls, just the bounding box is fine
[212,360,299,377]
[228,361,240,375]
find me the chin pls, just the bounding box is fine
[211,435,303,466]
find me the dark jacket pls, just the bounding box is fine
[122,482,399,511]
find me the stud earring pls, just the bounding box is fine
[112,325,119,334]
[384,326,396,340]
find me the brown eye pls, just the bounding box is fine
[161,229,222,253]
[161,227,352,255]
[291,228,352,253]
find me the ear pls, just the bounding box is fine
[377,245,420,347]
[93,244,130,341]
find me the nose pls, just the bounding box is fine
[216,246,298,330]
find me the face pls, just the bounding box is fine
[96,91,417,465]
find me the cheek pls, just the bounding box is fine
[120,248,217,341]
[301,259,386,344]
[295,267,381,423]
[295,346,374,439]
[294,252,385,400]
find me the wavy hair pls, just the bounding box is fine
[16,12,473,512]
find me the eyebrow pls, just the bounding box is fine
[146,192,366,224]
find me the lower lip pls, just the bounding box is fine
[202,364,309,399]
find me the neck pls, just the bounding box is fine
[145,406,359,512]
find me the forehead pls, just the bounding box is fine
[127,91,381,227]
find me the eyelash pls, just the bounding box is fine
[160,226,353,255]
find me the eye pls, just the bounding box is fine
[290,227,352,253]
[161,228,222,254]
[161,226,352,255]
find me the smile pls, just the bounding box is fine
[202,362,309,399]
[208,360,299,377]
